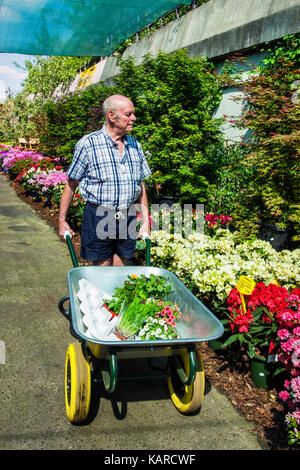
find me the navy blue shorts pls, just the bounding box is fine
[80,203,137,261]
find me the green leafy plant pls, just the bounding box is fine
[222,55,300,241]
[0,56,95,146]
[106,274,171,315]
[116,297,160,339]
[42,85,111,162]
[114,50,224,203]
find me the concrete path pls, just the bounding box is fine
[0,175,267,451]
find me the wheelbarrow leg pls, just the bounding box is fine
[101,350,118,394]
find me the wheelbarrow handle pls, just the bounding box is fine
[142,233,151,267]
[64,232,79,268]
[58,295,71,320]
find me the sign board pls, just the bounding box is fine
[77,64,97,90]
[236,276,256,296]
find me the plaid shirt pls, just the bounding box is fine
[67,125,151,210]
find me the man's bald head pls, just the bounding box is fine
[103,95,133,123]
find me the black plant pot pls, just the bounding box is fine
[258,224,297,251]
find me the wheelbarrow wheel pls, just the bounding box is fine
[168,348,205,414]
[65,342,91,424]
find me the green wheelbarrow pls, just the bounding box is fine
[58,233,224,423]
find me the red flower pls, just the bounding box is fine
[229,310,254,334]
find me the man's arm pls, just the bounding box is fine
[136,182,150,238]
[58,177,79,238]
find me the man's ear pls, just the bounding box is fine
[108,110,116,122]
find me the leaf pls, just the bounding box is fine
[223,334,239,346]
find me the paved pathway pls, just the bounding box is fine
[0,175,267,451]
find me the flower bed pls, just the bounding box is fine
[1,146,84,227]
[149,230,299,302]
[149,229,300,444]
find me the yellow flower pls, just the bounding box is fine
[131,274,139,279]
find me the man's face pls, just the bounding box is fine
[110,99,136,134]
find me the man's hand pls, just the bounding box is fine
[138,222,150,239]
[136,182,150,239]
[58,177,79,241]
[59,219,75,239]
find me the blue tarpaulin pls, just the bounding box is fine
[0,1,192,56]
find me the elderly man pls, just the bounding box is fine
[58,94,151,266]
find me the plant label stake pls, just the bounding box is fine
[153,170,162,195]
[236,276,256,313]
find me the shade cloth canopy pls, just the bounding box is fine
[0,0,192,56]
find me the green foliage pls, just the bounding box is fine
[259,32,300,70]
[41,85,111,161]
[206,143,256,216]
[114,50,224,203]
[222,53,300,241]
[0,55,94,145]
[19,56,94,100]
[106,274,171,315]
[116,297,160,339]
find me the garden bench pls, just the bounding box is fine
[18,137,40,151]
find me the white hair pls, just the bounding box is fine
[102,94,130,123]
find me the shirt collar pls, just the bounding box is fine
[102,125,128,147]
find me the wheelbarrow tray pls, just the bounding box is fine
[67,265,224,354]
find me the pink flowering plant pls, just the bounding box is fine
[2,148,45,177]
[204,213,232,235]
[137,300,182,340]
[277,290,300,445]
[279,377,300,446]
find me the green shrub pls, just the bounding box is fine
[41,85,112,162]
[114,50,224,203]
[231,57,300,241]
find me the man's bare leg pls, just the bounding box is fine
[92,254,127,266]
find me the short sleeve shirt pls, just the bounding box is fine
[67,125,151,210]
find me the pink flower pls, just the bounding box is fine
[238,324,249,333]
[284,379,291,389]
[292,348,300,368]
[291,377,300,395]
[279,391,290,401]
[281,338,296,352]
[278,329,291,340]
[286,410,300,425]
[281,311,294,322]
